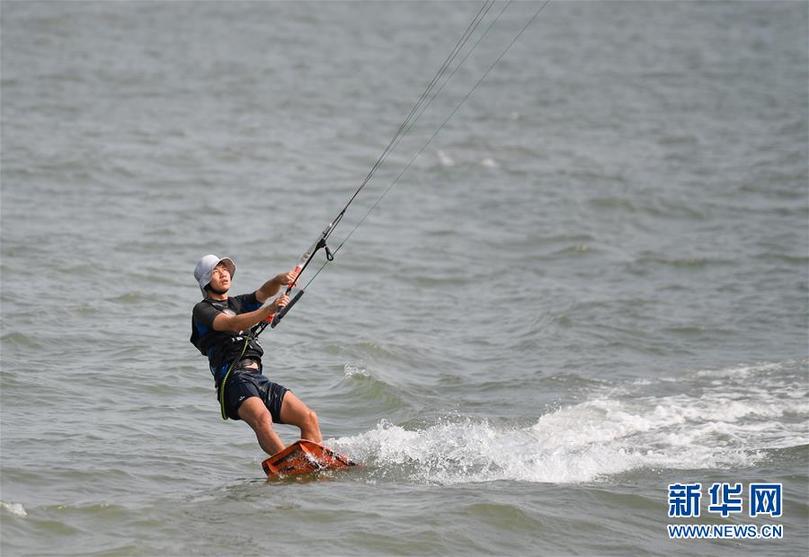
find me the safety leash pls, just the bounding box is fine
[217,336,251,420]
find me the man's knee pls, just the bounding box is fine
[238,397,273,428]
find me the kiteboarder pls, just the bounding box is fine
[190,254,322,456]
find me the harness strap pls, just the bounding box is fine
[218,336,250,420]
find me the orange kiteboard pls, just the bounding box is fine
[261,440,356,479]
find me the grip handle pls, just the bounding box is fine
[270,290,305,328]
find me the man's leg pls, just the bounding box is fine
[238,396,286,455]
[279,391,322,443]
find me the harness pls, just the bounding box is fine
[217,309,280,420]
[192,297,265,421]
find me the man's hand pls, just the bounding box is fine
[275,269,299,289]
[256,269,299,303]
[260,294,289,324]
[269,294,290,311]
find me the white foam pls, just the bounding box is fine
[332,361,809,485]
[694,361,785,378]
[1,501,28,517]
[343,363,369,378]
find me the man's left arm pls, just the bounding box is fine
[255,269,298,303]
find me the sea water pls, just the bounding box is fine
[1,2,807,555]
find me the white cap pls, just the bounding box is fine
[194,254,236,298]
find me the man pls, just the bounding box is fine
[190,254,322,456]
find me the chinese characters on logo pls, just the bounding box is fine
[708,482,743,517]
[668,483,702,518]
[749,483,782,517]
[668,482,782,518]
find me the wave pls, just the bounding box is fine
[319,362,415,421]
[1,501,28,517]
[329,360,809,485]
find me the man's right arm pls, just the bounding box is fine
[211,296,289,333]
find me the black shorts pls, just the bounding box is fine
[219,369,289,423]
